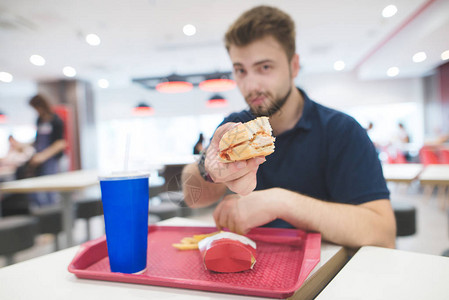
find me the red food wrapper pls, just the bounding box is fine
[198,232,257,273]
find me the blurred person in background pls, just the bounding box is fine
[193,133,205,155]
[396,122,410,144]
[365,122,374,133]
[365,121,381,153]
[390,122,411,162]
[28,94,67,206]
[182,5,395,249]
[0,135,34,171]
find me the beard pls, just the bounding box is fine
[247,84,292,117]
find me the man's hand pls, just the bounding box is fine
[213,190,278,235]
[205,122,266,195]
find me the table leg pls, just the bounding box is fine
[61,192,75,248]
[0,192,3,218]
[437,185,447,210]
[422,184,434,202]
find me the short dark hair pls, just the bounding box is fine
[224,5,296,61]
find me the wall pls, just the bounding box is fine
[300,71,425,144]
[423,62,449,139]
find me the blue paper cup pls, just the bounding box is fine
[99,172,150,274]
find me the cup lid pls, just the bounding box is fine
[98,171,150,181]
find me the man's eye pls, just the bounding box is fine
[262,65,271,70]
[234,69,245,75]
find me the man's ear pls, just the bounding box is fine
[290,54,300,78]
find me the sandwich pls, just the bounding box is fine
[218,116,275,163]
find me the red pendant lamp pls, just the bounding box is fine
[132,102,154,116]
[199,72,236,92]
[0,110,7,123]
[206,94,228,108]
[156,81,193,93]
[155,74,193,93]
[132,71,234,94]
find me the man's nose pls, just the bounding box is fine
[240,73,261,95]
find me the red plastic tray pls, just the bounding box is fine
[68,225,320,299]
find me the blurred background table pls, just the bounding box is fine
[419,165,449,209]
[0,170,99,247]
[381,163,423,184]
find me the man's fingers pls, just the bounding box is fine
[221,156,265,183]
[213,204,223,231]
[226,168,258,195]
[212,122,242,145]
[214,201,231,232]
[210,156,265,183]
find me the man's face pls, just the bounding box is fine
[228,35,297,117]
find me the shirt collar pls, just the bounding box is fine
[293,87,313,131]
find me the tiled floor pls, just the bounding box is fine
[1,184,448,268]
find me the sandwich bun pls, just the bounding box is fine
[218,117,275,163]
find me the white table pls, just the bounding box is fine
[0,217,347,300]
[419,165,449,185]
[381,163,423,184]
[315,246,449,300]
[0,170,99,247]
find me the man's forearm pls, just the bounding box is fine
[182,163,227,208]
[272,188,396,249]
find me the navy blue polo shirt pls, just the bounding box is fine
[218,88,390,228]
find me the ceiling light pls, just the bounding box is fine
[154,74,193,93]
[333,60,345,71]
[387,67,399,77]
[206,94,228,108]
[441,50,449,61]
[30,55,46,66]
[63,66,76,77]
[98,79,109,88]
[0,72,13,83]
[133,71,233,92]
[199,78,236,92]
[412,52,427,63]
[183,24,196,36]
[156,81,193,93]
[132,102,154,116]
[0,110,7,123]
[382,5,398,18]
[86,33,101,46]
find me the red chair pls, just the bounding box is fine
[395,151,407,163]
[439,149,449,164]
[419,148,439,165]
[386,150,407,164]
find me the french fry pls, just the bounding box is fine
[180,237,198,244]
[192,232,220,241]
[172,243,199,250]
[173,231,222,251]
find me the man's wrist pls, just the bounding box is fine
[197,150,214,183]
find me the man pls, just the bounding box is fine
[182,6,396,248]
